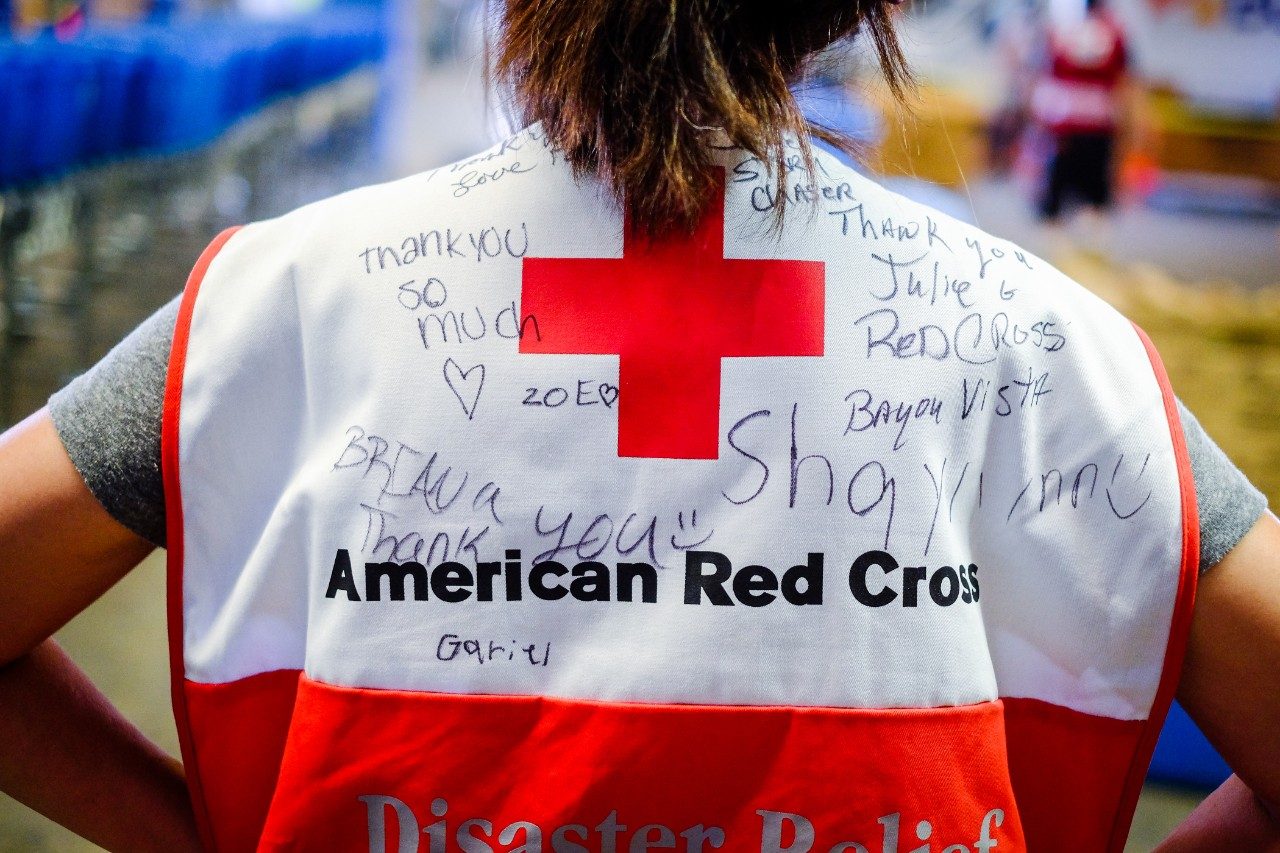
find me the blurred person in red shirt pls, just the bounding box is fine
[1031,0,1130,221]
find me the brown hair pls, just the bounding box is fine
[493,0,911,235]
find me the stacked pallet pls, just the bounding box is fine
[0,10,386,191]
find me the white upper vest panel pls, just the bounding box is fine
[176,127,1184,721]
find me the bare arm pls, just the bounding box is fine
[0,409,200,852]
[1157,511,1280,851]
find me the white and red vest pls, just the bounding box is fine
[163,127,1197,853]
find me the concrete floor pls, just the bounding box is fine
[960,176,1280,291]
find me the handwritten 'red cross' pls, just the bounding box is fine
[520,171,825,459]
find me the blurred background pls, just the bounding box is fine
[0,0,1276,848]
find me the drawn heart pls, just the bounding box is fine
[443,358,485,420]
[598,383,619,408]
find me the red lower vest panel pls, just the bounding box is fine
[181,673,1150,853]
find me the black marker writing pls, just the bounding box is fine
[443,358,485,420]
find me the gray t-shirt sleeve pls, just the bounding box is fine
[47,294,180,548]
[47,297,1270,569]
[1177,399,1269,568]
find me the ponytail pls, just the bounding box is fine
[493,0,912,235]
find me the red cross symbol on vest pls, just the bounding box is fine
[519,171,826,459]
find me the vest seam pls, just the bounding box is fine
[1104,321,1201,852]
[163,225,243,853]
[276,673,1012,714]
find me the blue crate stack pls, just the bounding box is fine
[0,9,387,192]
